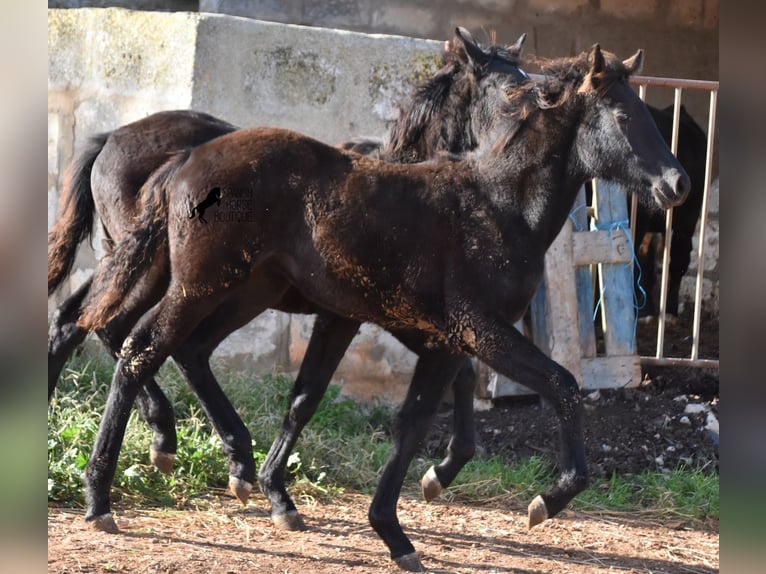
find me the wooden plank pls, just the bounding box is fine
[572,229,633,266]
[528,278,550,356]
[593,181,636,356]
[580,355,642,390]
[541,220,583,384]
[571,186,597,359]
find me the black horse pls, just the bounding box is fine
[49,28,527,509]
[79,45,688,571]
[635,104,707,320]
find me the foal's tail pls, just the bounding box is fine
[47,133,109,296]
[77,150,190,332]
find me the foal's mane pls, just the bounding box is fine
[492,49,634,149]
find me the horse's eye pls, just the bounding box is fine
[613,110,629,125]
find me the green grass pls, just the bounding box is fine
[48,350,718,524]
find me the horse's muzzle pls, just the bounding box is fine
[653,168,691,208]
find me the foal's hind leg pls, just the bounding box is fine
[480,323,588,528]
[258,312,360,530]
[48,278,178,472]
[85,281,233,530]
[367,348,464,571]
[421,358,477,502]
[170,277,292,505]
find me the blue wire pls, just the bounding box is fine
[588,218,646,350]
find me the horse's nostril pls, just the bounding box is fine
[676,171,691,203]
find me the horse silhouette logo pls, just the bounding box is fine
[189,187,222,223]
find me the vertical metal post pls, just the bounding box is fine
[655,87,683,359]
[691,90,718,360]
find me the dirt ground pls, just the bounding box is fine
[48,313,719,573]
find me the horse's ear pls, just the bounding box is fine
[622,49,643,76]
[507,33,527,57]
[588,44,606,75]
[455,26,490,66]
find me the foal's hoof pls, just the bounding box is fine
[87,513,119,534]
[149,447,176,474]
[393,551,425,572]
[527,495,549,528]
[421,466,443,502]
[271,510,307,531]
[228,476,253,505]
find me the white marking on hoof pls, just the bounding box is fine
[228,476,253,505]
[393,551,424,572]
[421,466,443,503]
[272,509,307,531]
[527,495,549,529]
[88,513,119,534]
[149,447,176,474]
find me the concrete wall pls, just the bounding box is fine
[48,8,441,404]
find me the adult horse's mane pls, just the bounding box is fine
[384,28,525,162]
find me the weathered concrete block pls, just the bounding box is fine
[212,309,291,371]
[370,4,439,39]
[527,0,589,14]
[199,0,295,23]
[191,14,441,143]
[288,315,418,404]
[599,0,658,20]
[669,0,704,27]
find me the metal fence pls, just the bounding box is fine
[630,75,719,370]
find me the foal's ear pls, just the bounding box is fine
[579,43,606,93]
[622,49,644,76]
[507,33,527,57]
[587,44,606,75]
[455,26,490,66]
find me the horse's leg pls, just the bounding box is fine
[48,279,92,399]
[84,281,232,531]
[170,276,292,505]
[420,358,477,501]
[479,323,588,529]
[48,276,178,473]
[259,312,360,530]
[368,349,464,572]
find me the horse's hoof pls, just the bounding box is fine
[149,447,176,474]
[393,551,425,572]
[528,495,549,528]
[272,510,307,531]
[228,476,253,505]
[421,466,443,502]
[87,513,119,534]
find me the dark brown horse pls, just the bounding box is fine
[79,45,689,571]
[48,27,527,511]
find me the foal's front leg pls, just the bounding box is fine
[478,322,588,527]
